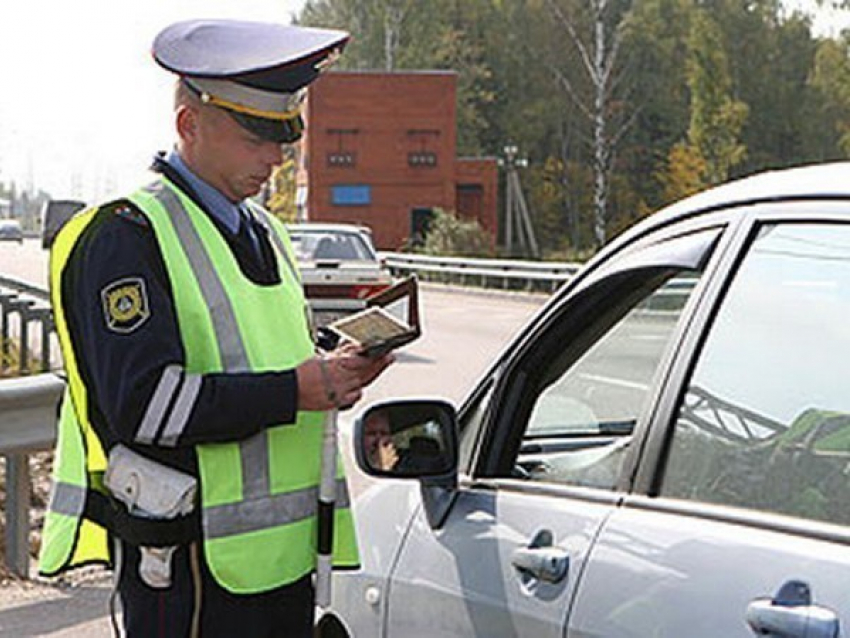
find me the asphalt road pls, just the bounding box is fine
[0,238,546,636]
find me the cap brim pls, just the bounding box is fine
[228,111,304,144]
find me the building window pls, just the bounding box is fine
[328,152,357,167]
[331,184,371,206]
[327,128,359,168]
[407,129,440,169]
[456,184,483,217]
[408,152,438,167]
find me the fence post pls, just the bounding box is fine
[39,311,54,372]
[0,292,18,363]
[5,452,31,577]
[17,301,35,374]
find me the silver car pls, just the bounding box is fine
[287,223,393,327]
[322,161,850,638]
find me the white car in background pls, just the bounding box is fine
[286,223,393,327]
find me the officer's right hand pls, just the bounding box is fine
[295,355,366,411]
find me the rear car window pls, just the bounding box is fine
[662,222,850,525]
[290,231,375,261]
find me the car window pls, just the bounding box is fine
[509,230,719,490]
[661,222,850,525]
[290,231,374,261]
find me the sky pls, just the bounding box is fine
[1,0,848,205]
[0,0,307,203]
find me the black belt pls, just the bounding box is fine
[85,490,200,547]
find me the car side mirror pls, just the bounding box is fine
[354,399,459,481]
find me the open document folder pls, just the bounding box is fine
[320,276,421,357]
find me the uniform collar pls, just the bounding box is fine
[164,149,243,235]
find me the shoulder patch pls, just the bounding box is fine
[109,201,149,227]
[101,277,151,334]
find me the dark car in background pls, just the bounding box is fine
[41,199,86,250]
[287,222,393,327]
[0,219,24,243]
[321,161,850,638]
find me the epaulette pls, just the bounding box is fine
[104,201,150,228]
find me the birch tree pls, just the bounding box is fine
[542,0,636,247]
[380,0,414,70]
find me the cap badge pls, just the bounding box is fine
[315,48,342,74]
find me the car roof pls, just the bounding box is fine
[657,161,850,223]
[286,222,372,234]
[606,161,850,250]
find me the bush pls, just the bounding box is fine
[418,209,494,257]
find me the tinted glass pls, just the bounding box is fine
[662,223,850,525]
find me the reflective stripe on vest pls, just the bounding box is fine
[205,481,351,539]
[143,182,252,371]
[47,481,87,517]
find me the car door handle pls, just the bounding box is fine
[511,546,569,584]
[746,580,839,638]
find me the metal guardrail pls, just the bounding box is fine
[0,275,60,577]
[0,275,55,375]
[1,373,64,577]
[380,252,581,293]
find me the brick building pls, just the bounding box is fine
[296,71,498,251]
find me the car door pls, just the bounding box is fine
[567,207,850,638]
[383,222,730,637]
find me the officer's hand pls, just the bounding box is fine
[295,351,393,412]
[331,344,394,389]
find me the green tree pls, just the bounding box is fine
[685,8,748,185]
[299,0,386,68]
[657,142,707,203]
[619,0,693,211]
[809,35,850,156]
[297,0,844,255]
[430,27,494,154]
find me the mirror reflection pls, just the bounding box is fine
[360,404,453,477]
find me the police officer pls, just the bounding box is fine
[38,19,393,638]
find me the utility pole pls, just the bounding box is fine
[499,145,540,259]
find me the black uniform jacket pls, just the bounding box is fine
[61,157,300,477]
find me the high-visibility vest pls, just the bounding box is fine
[39,177,359,593]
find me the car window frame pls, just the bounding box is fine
[466,214,736,491]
